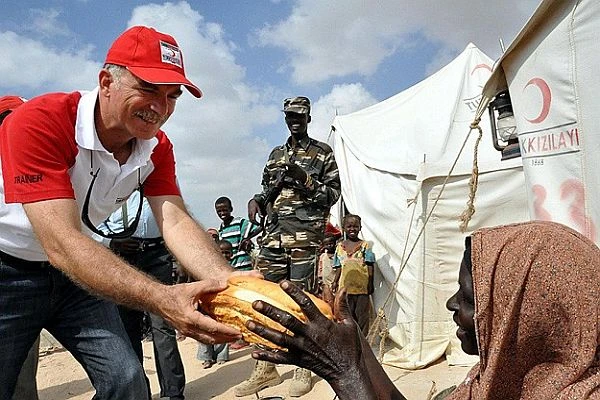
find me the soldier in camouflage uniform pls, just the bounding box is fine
[234,96,341,398]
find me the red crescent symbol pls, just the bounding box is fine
[524,77,551,123]
[470,64,492,75]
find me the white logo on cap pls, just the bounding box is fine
[160,41,183,69]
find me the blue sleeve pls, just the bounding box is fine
[364,244,376,263]
[332,252,341,269]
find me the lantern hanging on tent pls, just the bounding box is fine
[488,89,520,160]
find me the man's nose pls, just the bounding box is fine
[150,95,169,117]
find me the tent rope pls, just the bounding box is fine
[367,118,483,360]
[426,381,438,400]
[459,118,483,232]
[366,307,390,361]
[367,184,421,352]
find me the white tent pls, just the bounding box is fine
[476,0,600,245]
[329,44,530,369]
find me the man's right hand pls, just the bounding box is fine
[248,199,262,225]
[158,279,243,344]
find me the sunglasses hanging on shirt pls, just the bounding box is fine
[80,153,144,239]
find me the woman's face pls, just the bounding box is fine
[446,255,478,355]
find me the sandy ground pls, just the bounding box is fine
[35,335,472,400]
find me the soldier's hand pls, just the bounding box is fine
[248,199,262,225]
[284,163,307,183]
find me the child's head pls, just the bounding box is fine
[207,228,219,242]
[342,214,362,240]
[218,239,233,260]
[322,233,337,254]
[214,196,233,222]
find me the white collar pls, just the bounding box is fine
[75,87,158,168]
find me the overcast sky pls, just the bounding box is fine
[1,0,540,227]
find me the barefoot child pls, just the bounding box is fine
[332,214,375,334]
[215,196,260,271]
[318,233,338,308]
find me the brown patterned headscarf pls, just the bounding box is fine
[448,221,600,399]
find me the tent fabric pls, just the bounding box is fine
[476,0,600,245]
[476,0,574,117]
[332,43,522,179]
[330,44,529,369]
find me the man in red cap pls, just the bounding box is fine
[0,26,252,400]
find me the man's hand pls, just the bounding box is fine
[248,199,263,225]
[109,238,140,255]
[284,163,307,183]
[159,279,243,344]
[159,269,263,343]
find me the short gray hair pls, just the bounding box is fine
[103,63,127,83]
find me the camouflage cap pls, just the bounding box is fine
[282,96,310,114]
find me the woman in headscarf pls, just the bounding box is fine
[246,221,600,399]
[446,221,600,399]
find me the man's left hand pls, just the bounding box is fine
[159,269,263,343]
[158,280,241,344]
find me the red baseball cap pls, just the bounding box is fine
[0,96,26,114]
[105,26,202,98]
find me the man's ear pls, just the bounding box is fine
[98,68,114,97]
[307,115,312,124]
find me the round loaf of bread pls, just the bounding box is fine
[198,276,333,349]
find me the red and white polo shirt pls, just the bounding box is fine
[0,88,180,261]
